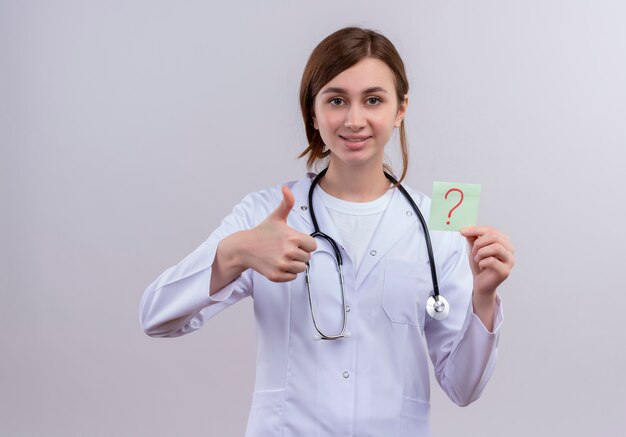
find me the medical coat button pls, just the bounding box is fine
[346,305,351,312]
[370,250,377,256]
[343,371,350,378]
[406,210,412,216]
[300,205,308,211]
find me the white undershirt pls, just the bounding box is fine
[317,186,393,271]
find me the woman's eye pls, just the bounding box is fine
[367,97,382,105]
[329,98,344,106]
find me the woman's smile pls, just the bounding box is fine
[339,135,372,149]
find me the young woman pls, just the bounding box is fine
[140,26,515,436]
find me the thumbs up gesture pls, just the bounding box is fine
[243,186,318,282]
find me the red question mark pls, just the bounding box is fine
[445,188,464,225]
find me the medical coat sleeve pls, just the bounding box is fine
[139,190,275,338]
[424,231,503,407]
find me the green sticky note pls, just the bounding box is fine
[428,181,482,231]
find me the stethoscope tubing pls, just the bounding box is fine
[386,173,441,300]
[305,168,448,340]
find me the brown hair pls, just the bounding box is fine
[298,26,409,184]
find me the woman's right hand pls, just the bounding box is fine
[242,186,317,282]
[210,186,317,295]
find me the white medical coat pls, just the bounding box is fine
[140,173,503,437]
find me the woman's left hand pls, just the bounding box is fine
[459,225,515,297]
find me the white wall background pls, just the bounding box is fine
[2,0,625,435]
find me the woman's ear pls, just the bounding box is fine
[311,113,318,130]
[394,94,408,128]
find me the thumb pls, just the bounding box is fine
[270,185,295,222]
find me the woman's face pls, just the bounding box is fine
[312,57,407,170]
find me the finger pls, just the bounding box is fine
[474,243,515,266]
[297,234,318,253]
[267,270,298,283]
[472,233,515,257]
[288,247,313,264]
[478,256,512,278]
[469,235,512,258]
[270,185,296,222]
[460,225,499,238]
[281,259,309,275]
[463,234,478,251]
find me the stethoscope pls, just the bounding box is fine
[305,167,450,341]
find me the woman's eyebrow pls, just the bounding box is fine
[320,86,388,95]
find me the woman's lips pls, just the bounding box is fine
[340,135,371,149]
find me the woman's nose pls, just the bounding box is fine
[344,105,366,129]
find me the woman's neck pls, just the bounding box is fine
[318,160,391,202]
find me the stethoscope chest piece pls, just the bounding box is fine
[426,295,450,320]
